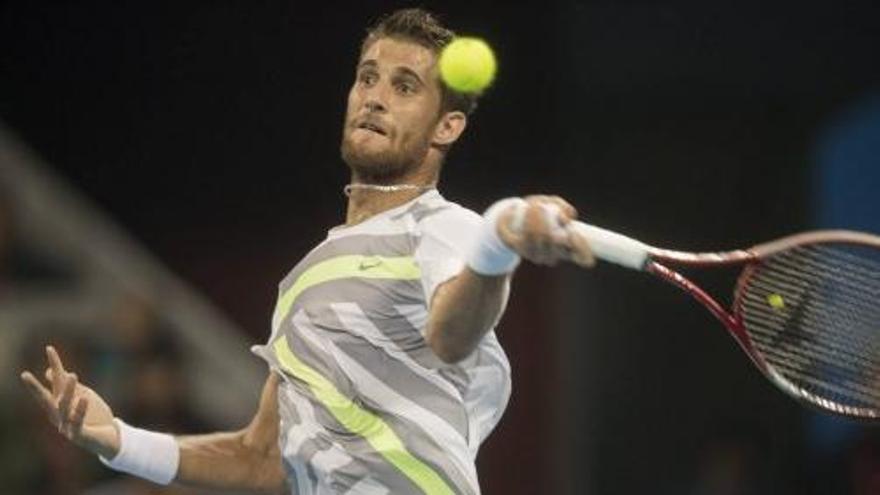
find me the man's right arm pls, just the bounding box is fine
[21,345,286,493]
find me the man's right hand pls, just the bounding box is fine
[20,345,121,460]
[496,195,595,268]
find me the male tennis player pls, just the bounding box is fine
[21,8,593,494]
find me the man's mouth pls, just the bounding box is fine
[356,121,388,136]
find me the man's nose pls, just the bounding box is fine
[363,83,388,113]
[365,99,386,113]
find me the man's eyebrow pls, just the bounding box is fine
[356,60,426,86]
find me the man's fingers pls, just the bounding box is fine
[566,227,596,267]
[496,196,590,267]
[21,371,55,407]
[21,371,60,423]
[47,346,67,374]
[496,204,521,239]
[45,368,65,402]
[530,204,572,265]
[549,198,577,223]
[57,373,78,423]
[524,195,577,222]
[527,198,595,267]
[519,207,547,261]
[46,346,67,396]
[68,396,88,436]
[497,203,565,265]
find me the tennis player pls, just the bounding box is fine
[21,8,593,494]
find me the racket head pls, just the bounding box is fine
[733,231,880,420]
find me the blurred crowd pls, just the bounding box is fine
[0,183,215,495]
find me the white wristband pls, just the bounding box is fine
[99,418,180,485]
[467,197,526,275]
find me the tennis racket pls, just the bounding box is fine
[570,222,880,420]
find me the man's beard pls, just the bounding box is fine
[340,132,431,184]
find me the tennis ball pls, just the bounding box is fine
[767,293,785,310]
[439,37,497,94]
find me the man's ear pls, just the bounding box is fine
[432,111,467,147]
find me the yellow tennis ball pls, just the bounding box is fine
[439,37,497,94]
[767,293,785,309]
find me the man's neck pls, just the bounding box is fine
[344,172,437,226]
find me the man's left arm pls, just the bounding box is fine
[426,195,595,363]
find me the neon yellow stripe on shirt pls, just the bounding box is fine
[273,255,421,326]
[272,336,454,495]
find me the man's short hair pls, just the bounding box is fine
[362,8,480,116]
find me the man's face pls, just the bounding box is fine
[340,37,444,182]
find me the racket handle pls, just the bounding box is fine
[569,221,650,270]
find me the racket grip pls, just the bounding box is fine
[569,221,650,270]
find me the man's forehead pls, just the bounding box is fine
[359,38,437,74]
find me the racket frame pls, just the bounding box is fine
[600,228,880,420]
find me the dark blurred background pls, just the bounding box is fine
[1,1,878,494]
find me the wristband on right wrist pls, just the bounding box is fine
[467,197,526,276]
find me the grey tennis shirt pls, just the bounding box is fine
[252,190,512,495]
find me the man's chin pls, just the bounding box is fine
[341,147,406,182]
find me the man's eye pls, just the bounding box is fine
[396,82,416,95]
[359,72,377,85]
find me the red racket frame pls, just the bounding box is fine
[641,230,880,420]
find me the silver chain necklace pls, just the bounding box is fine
[343,183,436,197]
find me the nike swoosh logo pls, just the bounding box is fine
[358,257,383,270]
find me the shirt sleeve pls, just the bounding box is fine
[413,205,482,306]
[415,206,514,448]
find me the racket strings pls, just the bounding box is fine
[748,327,880,403]
[755,342,875,388]
[745,275,880,359]
[744,326,880,411]
[745,253,880,359]
[748,329,880,400]
[761,353,879,406]
[769,245,880,300]
[809,242,880,273]
[750,257,879,341]
[739,243,880,413]
[763,247,880,340]
[744,299,879,378]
